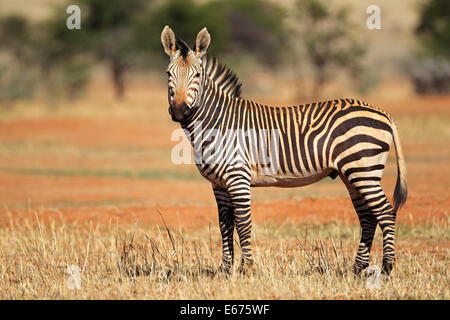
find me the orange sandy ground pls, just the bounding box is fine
[1,196,448,230]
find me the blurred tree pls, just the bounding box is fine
[135,0,227,61]
[208,0,286,65]
[0,15,39,101]
[294,0,366,98]
[25,0,154,100]
[416,0,450,58]
[139,0,286,66]
[0,15,33,66]
[36,8,85,76]
[410,0,450,94]
[68,0,154,98]
[31,7,92,99]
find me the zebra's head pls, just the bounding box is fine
[161,26,211,123]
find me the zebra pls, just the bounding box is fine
[161,26,407,276]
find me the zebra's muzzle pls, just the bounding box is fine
[169,102,192,122]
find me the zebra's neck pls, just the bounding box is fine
[181,78,233,131]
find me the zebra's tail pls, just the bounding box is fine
[391,119,408,215]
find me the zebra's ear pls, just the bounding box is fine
[161,26,177,57]
[194,27,211,59]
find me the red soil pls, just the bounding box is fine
[1,195,447,230]
[0,118,174,148]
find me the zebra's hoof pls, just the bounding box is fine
[218,264,232,275]
[381,265,393,276]
[352,264,369,277]
[238,262,255,276]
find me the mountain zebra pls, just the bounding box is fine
[161,26,407,275]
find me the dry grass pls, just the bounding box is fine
[0,210,447,300]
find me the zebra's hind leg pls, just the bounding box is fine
[377,205,396,275]
[340,176,378,275]
[212,184,235,273]
[357,190,396,276]
[341,175,397,275]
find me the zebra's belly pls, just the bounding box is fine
[250,168,335,188]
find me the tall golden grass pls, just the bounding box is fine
[0,210,447,299]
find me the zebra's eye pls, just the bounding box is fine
[166,71,171,77]
[195,73,200,77]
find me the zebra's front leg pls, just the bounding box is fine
[212,184,235,273]
[225,175,253,273]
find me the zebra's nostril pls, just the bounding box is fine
[181,102,190,115]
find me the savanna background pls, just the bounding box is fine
[0,0,448,299]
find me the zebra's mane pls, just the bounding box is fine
[176,38,190,58]
[202,56,242,98]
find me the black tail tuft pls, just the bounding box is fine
[393,167,408,215]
